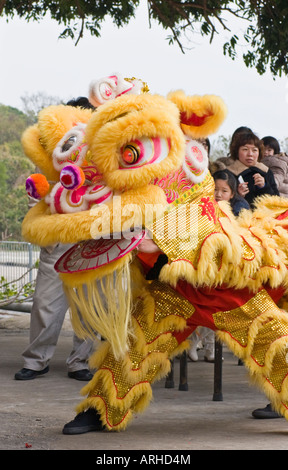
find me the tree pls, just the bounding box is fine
[0,1,287,77]
[21,91,62,124]
[0,105,35,240]
[0,105,30,145]
[0,148,34,240]
[210,135,231,161]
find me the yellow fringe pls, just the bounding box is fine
[215,305,288,418]
[63,258,133,360]
[76,383,153,432]
[158,194,288,293]
[76,277,193,431]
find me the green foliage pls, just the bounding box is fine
[1,1,287,76]
[0,275,36,306]
[0,104,31,145]
[1,0,138,44]
[224,1,288,77]
[0,105,34,240]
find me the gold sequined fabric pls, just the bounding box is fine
[213,289,288,400]
[147,171,288,293]
[84,280,195,429]
[213,290,275,348]
[146,173,229,266]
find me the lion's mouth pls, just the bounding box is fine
[54,230,146,273]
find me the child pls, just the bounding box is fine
[261,136,288,198]
[262,135,281,157]
[213,169,250,216]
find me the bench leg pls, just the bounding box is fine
[165,359,175,388]
[179,351,188,391]
[213,339,223,401]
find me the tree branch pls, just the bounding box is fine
[75,17,85,46]
[0,0,6,15]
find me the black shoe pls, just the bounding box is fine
[14,366,49,381]
[68,369,93,381]
[62,408,105,435]
[252,403,283,419]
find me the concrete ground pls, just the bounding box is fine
[1,308,288,452]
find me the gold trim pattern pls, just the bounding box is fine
[78,280,195,430]
[214,289,288,412]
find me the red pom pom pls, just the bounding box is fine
[60,165,85,190]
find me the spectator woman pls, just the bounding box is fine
[227,132,279,207]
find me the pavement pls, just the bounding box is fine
[1,308,288,452]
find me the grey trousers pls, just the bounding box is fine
[22,244,94,372]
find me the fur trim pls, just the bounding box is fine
[75,278,193,431]
[215,299,288,419]
[209,156,235,175]
[22,185,168,246]
[228,159,269,176]
[21,106,93,181]
[22,200,96,246]
[37,105,93,156]
[21,125,59,181]
[85,94,185,190]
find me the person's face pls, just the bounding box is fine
[238,143,259,167]
[197,138,209,154]
[263,146,274,157]
[214,179,234,202]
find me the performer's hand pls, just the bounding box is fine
[253,173,265,188]
[137,237,160,253]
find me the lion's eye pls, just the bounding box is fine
[119,137,170,170]
[52,123,87,171]
[61,135,77,153]
[122,145,140,164]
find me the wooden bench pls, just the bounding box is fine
[165,340,223,401]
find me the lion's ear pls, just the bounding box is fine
[167,90,227,139]
[21,125,59,181]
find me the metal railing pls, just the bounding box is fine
[0,241,40,307]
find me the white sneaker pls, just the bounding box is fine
[188,347,199,362]
[188,331,200,361]
[204,342,215,362]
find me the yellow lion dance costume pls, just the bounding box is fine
[21,73,288,433]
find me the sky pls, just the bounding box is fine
[1,3,288,149]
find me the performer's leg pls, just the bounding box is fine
[63,280,196,433]
[187,327,215,362]
[187,330,201,362]
[202,328,215,362]
[16,244,94,380]
[20,245,69,372]
[66,334,95,378]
